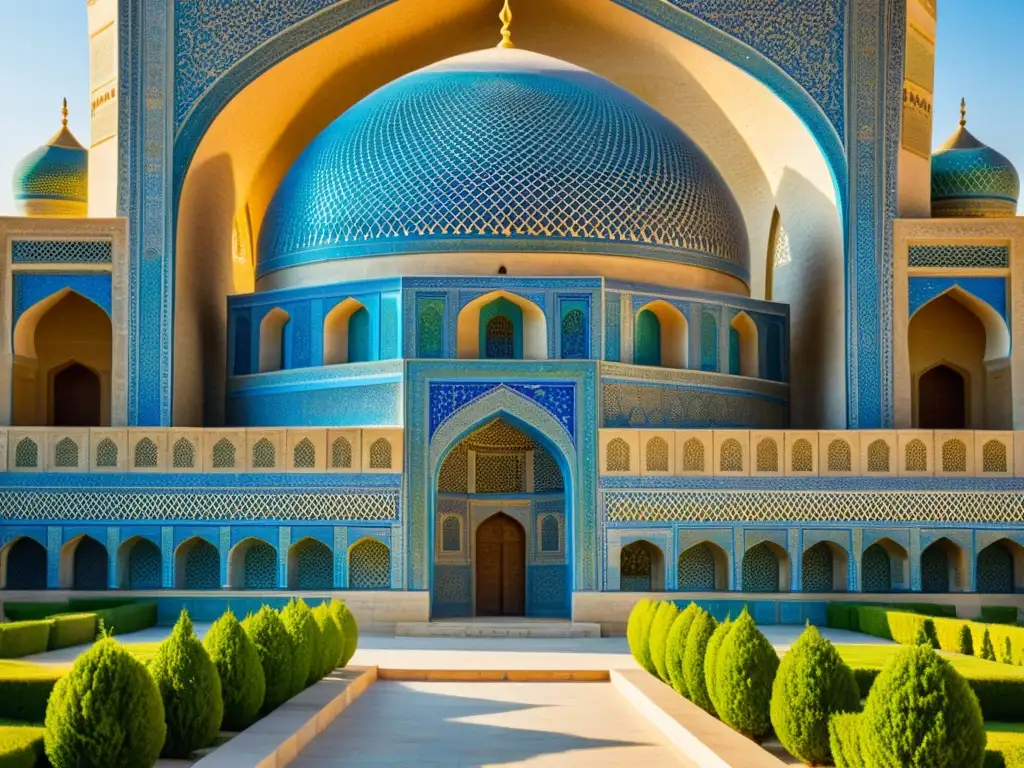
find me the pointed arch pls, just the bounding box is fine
[802,540,848,592]
[323,297,371,365]
[0,536,47,590]
[174,536,221,589]
[60,534,108,590]
[348,537,391,590]
[116,536,161,589]
[678,541,728,591]
[742,541,790,593]
[258,307,289,372]
[620,540,665,592]
[172,437,197,469]
[976,538,1024,594]
[861,537,909,593]
[729,311,759,377]
[228,537,278,589]
[287,536,333,589]
[134,438,158,468]
[635,300,688,369]
[921,537,969,593]
[456,290,547,360]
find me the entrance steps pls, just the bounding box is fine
[395,619,602,638]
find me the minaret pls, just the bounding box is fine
[86,0,120,217]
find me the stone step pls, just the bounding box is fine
[394,621,602,638]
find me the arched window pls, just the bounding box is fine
[15,438,38,468]
[54,437,78,468]
[258,308,289,373]
[755,439,778,472]
[620,540,664,591]
[540,515,559,552]
[485,315,515,359]
[634,309,661,367]
[288,538,333,590]
[982,440,1008,473]
[441,516,461,552]
[349,538,391,590]
[606,438,630,472]
[331,437,353,469]
[645,437,669,472]
[561,308,587,359]
[867,439,890,473]
[677,542,728,591]
[369,438,392,469]
[941,439,967,473]
[791,439,813,472]
[53,364,101,427]
[719,439,743,472]
[700,311,718,372]
[417,302,444,358]
[172,438,196,469]
[293,439,316,469]
[348,308,371,363]
[905,439,928,472]
[827,440,852,472]
[252,438,276,469]
[212,438,236,469]
[456,290,546,360]
[729,312,759,377]
[682,438,704,472]
[323,298,370,365]
[95,438,118,468]
[134,438,158,468]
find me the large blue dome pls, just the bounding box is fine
[257,49,749,282]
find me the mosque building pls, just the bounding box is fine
[0,0,1021,629]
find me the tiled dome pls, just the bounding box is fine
[12,99,88,218]
[931,100,1019,218]
[257,48,749,283]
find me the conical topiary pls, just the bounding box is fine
[681,608,718,714]
[860,644,985,768]
[665,603,699,696]
[329,599,359,667]
[704,616,734,714]
[769,624,861,764]
[304,603,327,687]
[280,599,319,695]
[829,712,865,768]
[44,637,166,768]
[957,623,974,656]
[648,601,679,683]
[979,628,995,661]
[149,610,224,758]
[714,609,779,739]
[311,602,343,679]
[242,606,294,713]
[626,599,660,676]
[203,609,266,731]
[1002,636,1014,665]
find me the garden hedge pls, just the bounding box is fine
[92,601,158,636]
[2,602,68,622]
[0,725,45,768]
[47,613,97,650]
[0,663,62,722]
[329,600,358,668]
[203,609,266,731]
[280,599,317,695]
[714,609,779,739]
[648,601,679,683]
[681,608,717,714]
[0,621,52,659]
[703,617,733,715]
[243,606,294,714]
[665,604,698,696]
[311,603,343,680]
[981,606,1019,625]
[626,599,659,676]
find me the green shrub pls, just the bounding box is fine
[0,724,45,768]
[704,617,734,714]
[829,712,865,768]
[44,637,165,768]
[149,611,223,758]
[92,601,158,636]
[0,663,62,723]
[329,600,358,668]
[65,598,137,612]
[304,604,327,688]
[203,609,265,731]
[280,599,318,695]
[770,624,861,764]
[626,599,659,676]
[664,604,698,696]
[860,644,986,768]
[311,603,343,679]
[681,608,717,714]
[3,603,68,622]
[648,601,678,683]
[242,606,294,714]
[0,620,53,658]
[982,606,1019,625]
[714,609,779,739]
[981,629,997,661]
[47,613,98,650]
[1002,637,1014,665]
[959,624,976,656]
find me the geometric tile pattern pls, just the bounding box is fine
[801,542,834,592]
[294,539,332,589]
[677,542,717,590]
[982,440,1009,474]
[134,439,158,468]
[127,538,162,589]
[54,438,79,469]
[243,541,277,589]
[861,542,892,593]
[96,439,119,468]
[975,542,1014,594]
[908,244,1010,269]
[755,438,779,473]
[742,541,780,592]
[183,540,220,589]
[11,239,113,264]
[348,538,390,590]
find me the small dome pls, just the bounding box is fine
[12,99,88,218]
[931,100,1018,218]
[258,47,749,283]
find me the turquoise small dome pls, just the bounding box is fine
[12,100,88,218]
[258,48,749,282]
[931,103,1018,218]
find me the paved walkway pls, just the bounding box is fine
[292,681,684,767]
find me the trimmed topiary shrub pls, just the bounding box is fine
[47,614,98,650]
[714,609,779,739]
[329,600,358,667]
[860,644,986,768]
[242,606,294,714]
[149,610,223,758]
[704,616,734,714]
[44,637,165,768]
[770,624,861,764]
[829,712,865,768]
[1002,636,1014,666]
[304,605,327,688]
[665,603,698,696]
[279,599,318,696]
[681,608,718,714]
[203,609,266,732]
[980,628,996,661]
[957,623,975,656]
[0,620,53,658]
[311,603,343,679]
[648,601,679,683]
[626,599,660,676]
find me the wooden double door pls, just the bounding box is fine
[475,513,525,616]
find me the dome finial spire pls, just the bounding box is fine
[61,97,69,128]
[498,0,515,49]
[959,97,967,127]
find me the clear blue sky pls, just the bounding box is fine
[0,1,1020,215]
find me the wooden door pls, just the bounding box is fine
[475,513,526,616]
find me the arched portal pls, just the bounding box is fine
[60,534,108,590]
[288,537,333,590]
[801,541,848,593]
[742,541,790,593]
[13,289,112,426]
[0,536,47,590]
[861,538,910,593]
[920,537,969,593]
[620,540,665,591]
[677,541,728,591]
[456,291,547,360]
[228,537,278,589]
[117,536,162,590]
[976,539,1024,594]
[175,537,221,590]
[475,513,526,617]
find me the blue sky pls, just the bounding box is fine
[0,1,1020,215]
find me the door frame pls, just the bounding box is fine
[469,502,530,617]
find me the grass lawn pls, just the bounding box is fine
[833,644,1024,680]
[987,723,1024,752]
[120,641,161,661]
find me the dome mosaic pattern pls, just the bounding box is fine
[931,121,1019,218]
[12,114,88,218]
[258,49,749,282]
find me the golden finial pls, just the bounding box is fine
[959,97,967,127]
[498,0,514,49]
[61,97,69,128]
